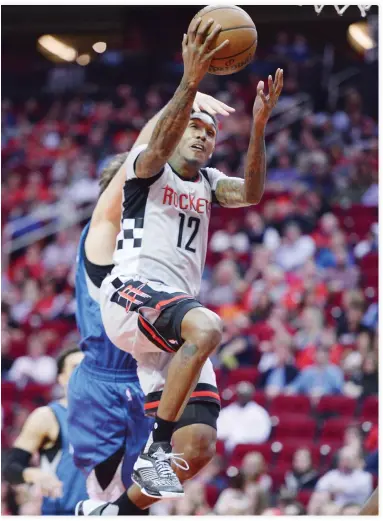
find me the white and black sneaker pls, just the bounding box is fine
[132,441,189,499]
[75,499,119,516]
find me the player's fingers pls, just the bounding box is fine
[274,69,284,97]
[257,81,264,94]
[192,100,202,112]
[202,100,228,116]
[202,23,222,50]
[196,18,215,45]
[189,17,202,43]
[268,75,274,97]
[210,98,235,116]
[207,39,229,59]
[182,33,188,53]
[259,90,268,105]
[216,99,235,113]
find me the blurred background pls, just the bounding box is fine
[1,4,378,516]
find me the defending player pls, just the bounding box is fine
[67,90,233,507]
[94,16,281,506]
[3,348,87,515]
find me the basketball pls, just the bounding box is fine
[190,5,257,76]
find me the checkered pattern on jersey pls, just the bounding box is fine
[117,217,144,250]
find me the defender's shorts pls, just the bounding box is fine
[100,274,221,413]
[67,360,152,500]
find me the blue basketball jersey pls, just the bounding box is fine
[75,223,137,370]
[41,402,88,515]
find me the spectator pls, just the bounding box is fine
[294,306,323,352]
[308,446,373,514]
[8,334,56,387]
[206,259,241,307]
[346,352,379,398]
[217,382,272,451]
[285,448,319,492]
[241,452,272,514]
[263,343,298,397]
[287,346,344,397]
[274,222,316,272]
[42,230,77,271]
[214,469,252,515]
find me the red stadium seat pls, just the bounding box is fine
[23,383,53,404]
[269,464,290,491]
[320,417,353,446]
[229,442,274,467]
[269,395,312,417]
[216,439,226,457]
[360,396,378,423]
[297,489,313,507]
[316,395,357,418]
[1,381,18,402]
[205,484,220,508]
[226,367,259,387]
[276,440,321,468]
[272,414,317,442]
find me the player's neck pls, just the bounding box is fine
[168,157,199,180]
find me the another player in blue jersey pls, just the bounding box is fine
[68,92,233,512]
[3,347,87,515]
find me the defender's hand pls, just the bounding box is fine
[182,17,229,85]
[253,68,284,127]
[194,92,235,117]
[24,468,63,499]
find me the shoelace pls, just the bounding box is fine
[152,450,189,478]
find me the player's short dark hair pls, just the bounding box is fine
[99,152,129,195]
[190,109,218,130]
[56,346,81,375]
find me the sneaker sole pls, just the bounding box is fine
[75,502,82,516]
[131,475,184,499]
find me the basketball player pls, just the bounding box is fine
[3,348,87,515]
[77,18,282,514]
[359,487,378,515]
[67,89,233,508]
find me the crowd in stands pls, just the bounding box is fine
[2,29,378,515]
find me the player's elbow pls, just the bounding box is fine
[245,190,263,205]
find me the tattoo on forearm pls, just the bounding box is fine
[149,80,197,163]
[244,124,266,204]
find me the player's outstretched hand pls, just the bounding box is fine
[27,468,63,498]
[182,17,229,85]
[253,68,284,127]
[194,92,235,117]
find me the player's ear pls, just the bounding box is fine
[57,372,65,388]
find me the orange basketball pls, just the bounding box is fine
[190,5,257,76]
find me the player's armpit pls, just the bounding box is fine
[214,177,253,208]
[13,406,57,454]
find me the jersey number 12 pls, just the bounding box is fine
[177,213,200,253]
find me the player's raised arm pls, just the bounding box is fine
[134,17,229,179]
[215,68,283,207]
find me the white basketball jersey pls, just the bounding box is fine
[112,144,227,296]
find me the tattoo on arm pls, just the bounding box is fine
[215,178,251,208]
[215,124,266,208]
[243,124,266,204]
[136,80,198,178]
[180,342,198,364]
